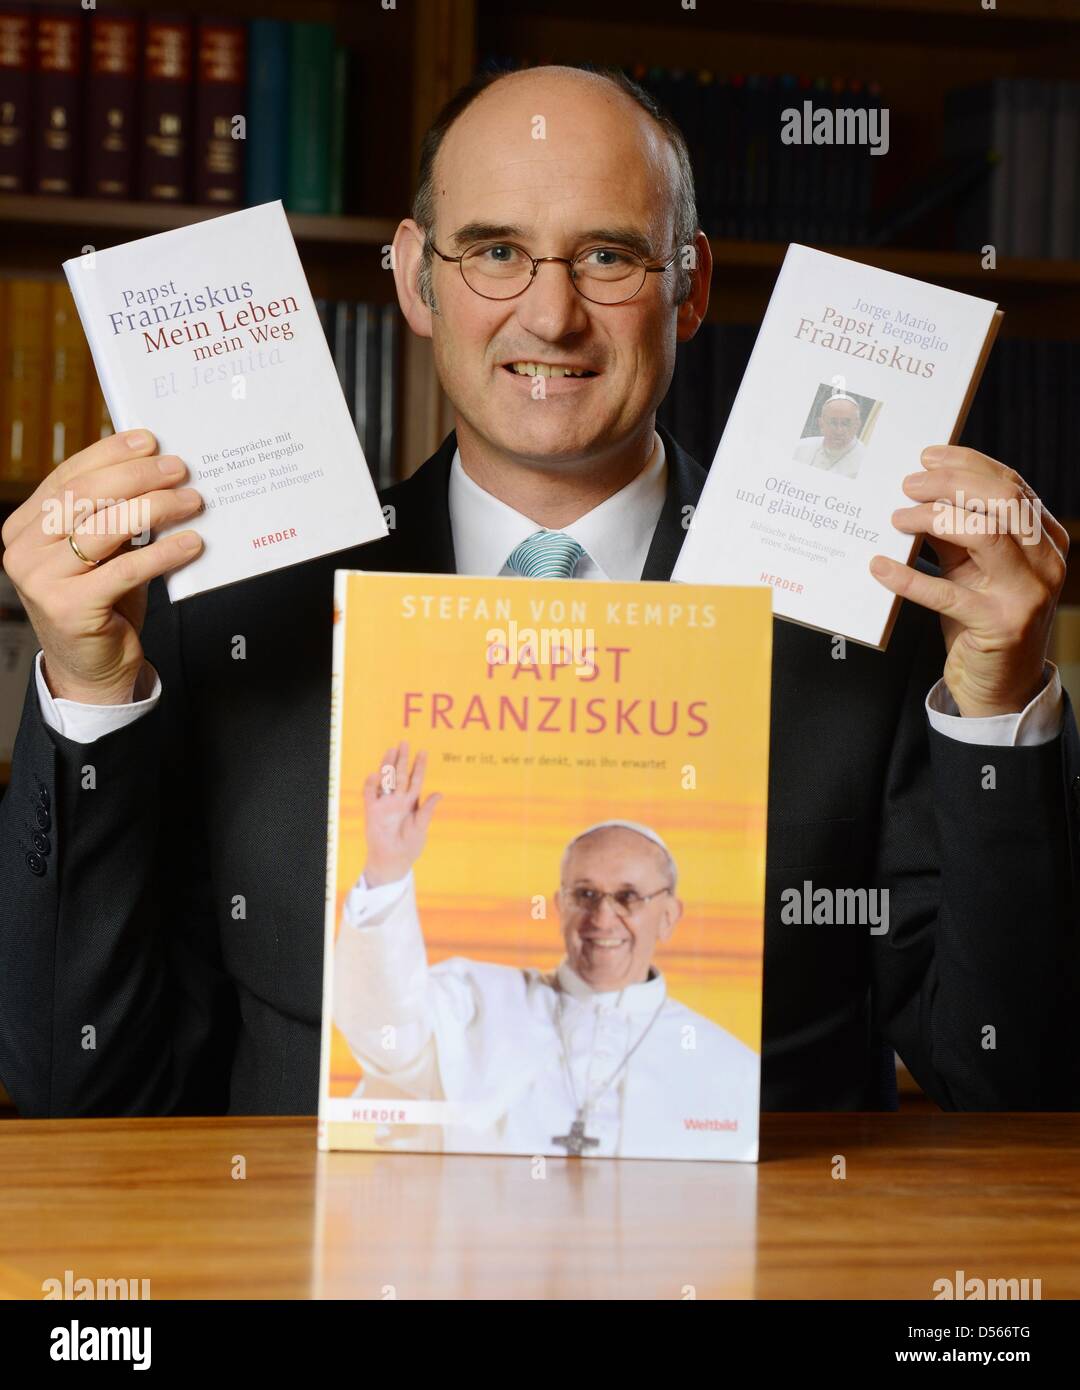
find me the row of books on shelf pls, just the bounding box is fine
[0,10,355,213]
[483,59,881,246]
[488,59,1080,258]
[657,323,1080,519]
[0,279,400,489]
[947,79,1080,261]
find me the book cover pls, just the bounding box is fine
[318,572,771,1163]
[61,201,388,601]
[672,244,1001,649]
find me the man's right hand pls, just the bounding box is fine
[0,429,204,705]
[362,741,442,887]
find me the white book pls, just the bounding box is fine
[63,201,388,601]
[673,244,1001,649]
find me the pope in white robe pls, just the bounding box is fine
[332,742,760,1161]
[793,393,868,479]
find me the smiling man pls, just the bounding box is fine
[794,394,867,478]
[1,64,1077,1119]
[332,742,759,1159]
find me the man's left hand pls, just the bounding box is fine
[869,444,1069,718]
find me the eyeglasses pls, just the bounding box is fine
[425,236,681,305]
[563,885,673,918]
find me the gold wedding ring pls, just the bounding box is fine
[67,533,99,568]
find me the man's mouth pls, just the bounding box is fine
[582,935,628,951]
[502,361,598,378]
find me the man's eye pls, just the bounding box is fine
[614,892,642,909]
[582,247,631,268]
[478,243,521,263]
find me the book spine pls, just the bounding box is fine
[194,18,246,206]
[1048,81,1078,261]
[327,43,347,215]
[34,6,81,196]
[1,279,49,481]
[86,12,138,199]
[44,281,91,476]
[245,17,288,206]
[286,22,334,214]
[0,6,33,193]
[139,14,193,202]
[317,567,350,1150]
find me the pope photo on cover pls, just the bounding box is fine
[331,740,760,1160]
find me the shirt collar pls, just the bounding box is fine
[554,959,667,1014]
[447,431,667,581]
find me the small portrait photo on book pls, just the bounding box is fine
[792,384,882,480]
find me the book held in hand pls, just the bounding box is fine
[673,244,1001,648]
[62,201,387,600]
[318,572,772,1163]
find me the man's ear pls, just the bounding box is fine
[659,893,683,943]
[392,218,434,340]
[675,229,711,345]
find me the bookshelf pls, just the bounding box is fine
[2,0,1080,792]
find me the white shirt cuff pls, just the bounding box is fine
[35,650,162,744]
[925,661,1064,747]
[342,869,414,928]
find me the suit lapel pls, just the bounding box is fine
[640,423,707,581]
[381,421,706,583]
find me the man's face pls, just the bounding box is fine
[414,72,688,471]
[557,828,681,991]
[819,399,860,452]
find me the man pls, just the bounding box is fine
[333,743,759,1159]
[793,394,867,478]
[1,65,1077,1118]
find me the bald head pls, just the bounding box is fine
[412,64,698,311]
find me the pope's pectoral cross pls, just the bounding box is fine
[553,1114,600,1157]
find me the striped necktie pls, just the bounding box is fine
[505,529,585,579]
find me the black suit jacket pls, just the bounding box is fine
[3,424,1079,1116]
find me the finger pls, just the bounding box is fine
[81,530,204,606]
[395,740,409,795]
[26,455,193,556]
[377,748,395,792]
[415,792,442,834]
[869,553,983,624]
[902,465,1068,569]
[45,487,203,574]
[1,429,159,549]
[407,748,427,800]
[892,501,1033,584]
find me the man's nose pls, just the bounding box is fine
[512,261,591,342]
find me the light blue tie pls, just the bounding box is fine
[505,529,585,578]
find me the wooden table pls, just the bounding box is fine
[0,1114,1076,1300]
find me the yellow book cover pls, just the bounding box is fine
[318,571,772,1163]
[0,279,49,481]
[44,281,92,476]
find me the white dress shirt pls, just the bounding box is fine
[334,868,760,1160]
[33,428,1064,746]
